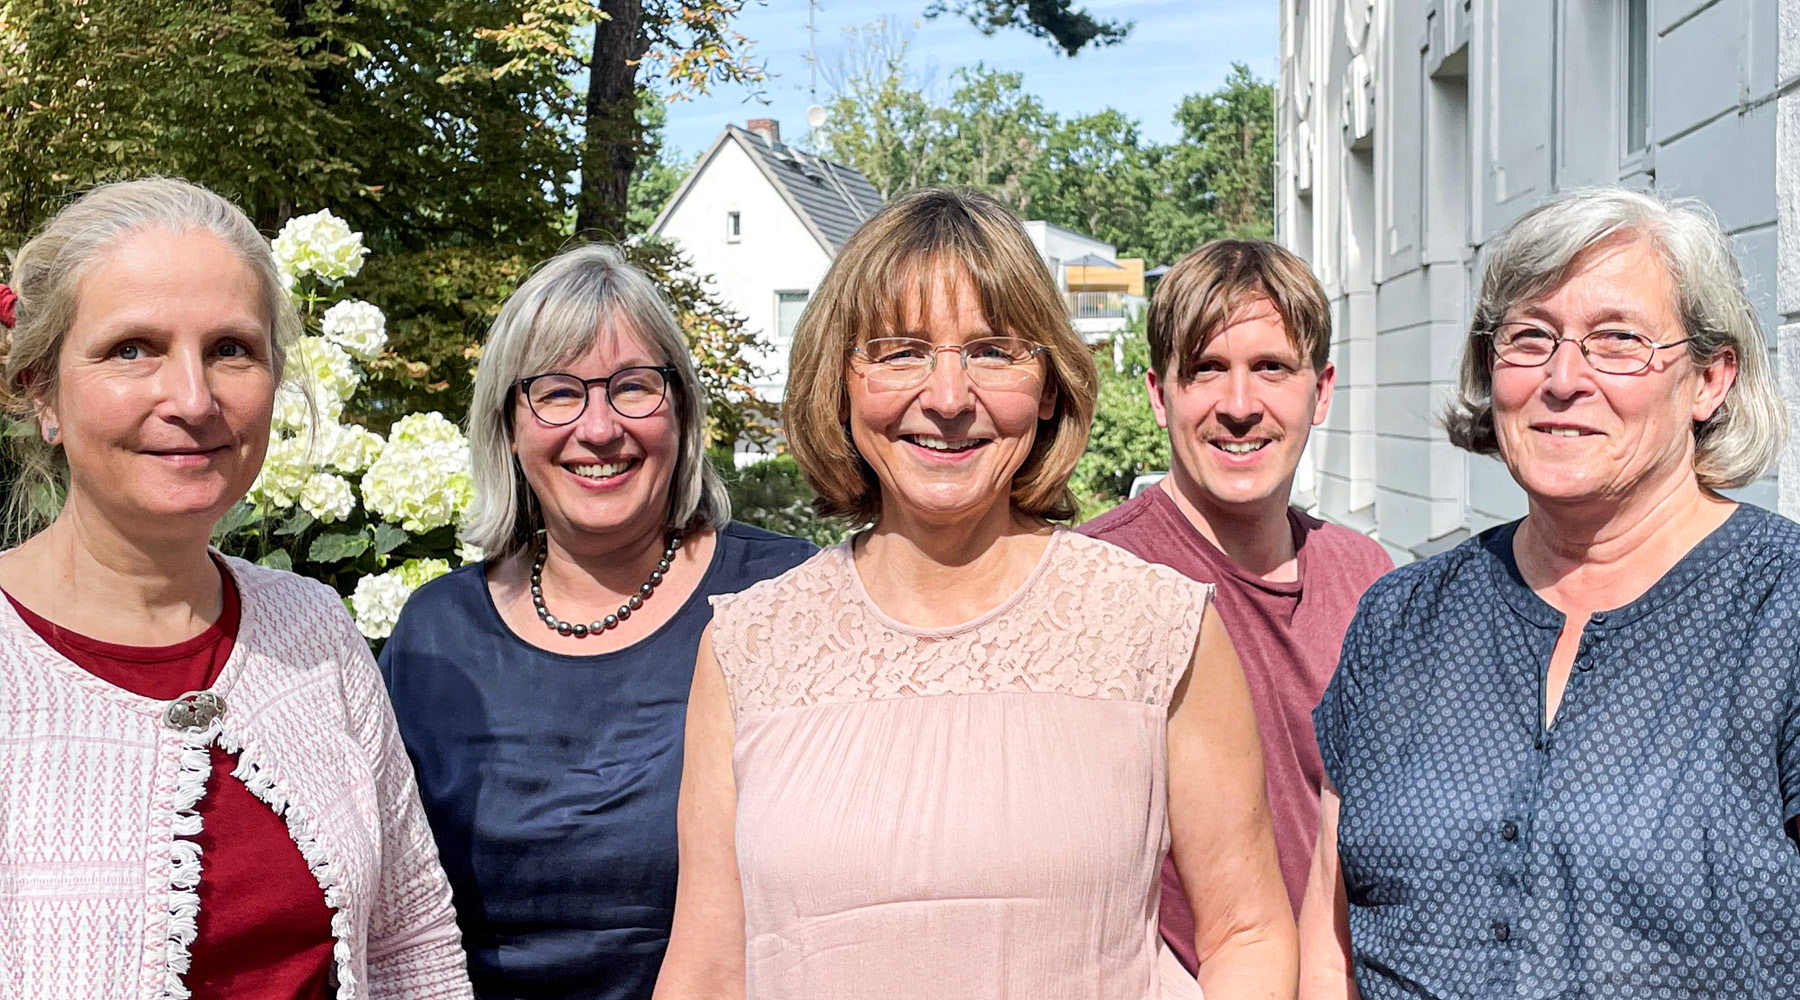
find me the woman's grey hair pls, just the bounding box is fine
[0,177,302,543]
[1444,186,1787,490]
[462,243,729,560]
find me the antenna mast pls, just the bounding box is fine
[805,0,829,133]
[808,0,820,104]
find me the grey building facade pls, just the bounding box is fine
[1278,0,1799,562]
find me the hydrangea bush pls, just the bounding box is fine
[215,210,470,641]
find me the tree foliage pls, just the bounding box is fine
[0,0,582,252]
[0,0,773,507]
[1072,319,1168,516]
[924,0,1131,55]
[812,29,1275,268]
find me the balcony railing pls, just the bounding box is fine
[1064,290,1127,319]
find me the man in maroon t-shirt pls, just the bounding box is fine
[1080,240,1392,976]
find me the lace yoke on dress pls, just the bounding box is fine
[709,529,1214,718]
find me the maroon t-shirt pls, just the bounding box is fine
[1079,486,1392,972]
[5,564,336,1000]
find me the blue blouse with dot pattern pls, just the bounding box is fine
[1315,503,1800,998]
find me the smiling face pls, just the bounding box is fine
[41,227,277,538]
[511,323,682,551]
[845,267,1056,530]
[1149,296,1334,516]
[1489,236,1735,508]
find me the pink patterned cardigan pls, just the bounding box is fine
[0,555,473,1000]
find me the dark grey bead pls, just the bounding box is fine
[556,621,573,636]
[648,571,663,585]
[531,585,541,597]
[571,624,588,638]
[589,621,605,631]
[639,583,654,596]
[604,614,618,628]
[657,559,671,572]
[627,595,643,610]
[617,606,631,620]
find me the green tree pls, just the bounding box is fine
[627,92,691,233]
[573,1,763,239]
[813,20,946,201]
[1072,320,1168,515]
[0,0,583,252]
[1021,109,1157,255]
[924,0,1130,55]
[1162,62,1277,241]
[935,66,1053,211]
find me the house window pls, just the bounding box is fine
[776,291,809,347]
[727,211,742,242]
[1625,0,1650,154]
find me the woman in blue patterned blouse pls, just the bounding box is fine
[1300,187,1799,998]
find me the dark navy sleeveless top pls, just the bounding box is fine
[379,522,814,1000]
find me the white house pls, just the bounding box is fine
[652,119,885,415]
[1277,0,1799,563]
[1022,221,1146,339]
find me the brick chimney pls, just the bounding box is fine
[747,118,781,143]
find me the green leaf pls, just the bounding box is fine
[275,510,316,537]
[309,531,371,564]
[257,549,294,572]
[372,522,408,555]
[212,501,259,541]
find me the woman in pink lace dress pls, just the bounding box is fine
[653,189,1296,1000]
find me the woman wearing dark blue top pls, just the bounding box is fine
[1299,188,1800,997]
[379,245,814,1000]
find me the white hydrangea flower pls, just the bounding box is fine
[319,299,387,360]
[272,209,368,288]
[250,434,314,509]
[295,336,361,404]
[348,559,451,639]
[349,570,412,639]
[271,382,313,435]
[396,557,452,590]
[457,541,485,566]
[360,411,474,533]
[319,422,385,474]
[389,411,464,447]
[298,472,356,524]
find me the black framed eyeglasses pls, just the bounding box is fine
[517,366,678,425]
[1479,322,1694,376]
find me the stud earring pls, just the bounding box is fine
[43,425,57,443]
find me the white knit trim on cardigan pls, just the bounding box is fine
[217,726,359,999]
[160,722,217,1000]
[156,721,359,1000]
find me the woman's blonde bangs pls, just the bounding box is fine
[783,188,1097,523]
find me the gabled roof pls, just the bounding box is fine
[652,125,885,256]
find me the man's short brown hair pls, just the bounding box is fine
[1147,239,1331,378]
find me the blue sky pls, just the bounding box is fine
[660,0,1277,158]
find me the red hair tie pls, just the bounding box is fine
[0,283,15,329]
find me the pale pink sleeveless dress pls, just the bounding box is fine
[708,528,1212,1000]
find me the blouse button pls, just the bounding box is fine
[1500,820,1519,841]
[1492,920,1511,942]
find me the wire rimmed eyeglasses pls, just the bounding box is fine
[849,336,1048,391]
[517,366,678,425]
[1478,322,1694,376]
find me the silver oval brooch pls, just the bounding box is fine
[162,690,226,732]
